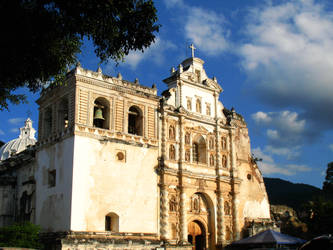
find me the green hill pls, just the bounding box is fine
[263,177,322,211]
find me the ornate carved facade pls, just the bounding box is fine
[0,54,271,250]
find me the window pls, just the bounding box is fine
[128,106,143,136]
[169,144,176,160]
[196,99,201,113]
[116,152,125,162]
[48,169,56,187]
[105,212,119,232]
[192,135,207,164]
[169,125,175,139]
[93,97,110,129]
[193,143,199,162]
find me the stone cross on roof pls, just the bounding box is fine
[189,43,196,58]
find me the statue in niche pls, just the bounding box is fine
[192,195,200,213]
[224,201,231,215]
[222,137,227,150]
[169,125,175,139]
[169,195,177,212]
[185,132,191,144]
[185,149,190,162]
[169,144,175,160]
[209,137,214,149]
[206,104,211,116]
[210,154,215,166]
[222,155,227,168]
[187,99,192,110]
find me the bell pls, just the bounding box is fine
[94,108,105,120]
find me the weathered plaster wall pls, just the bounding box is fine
[35,137,74,231]
[71,135,159,233]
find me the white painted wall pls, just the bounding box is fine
[35,137,74,231]
[71,135,159,233]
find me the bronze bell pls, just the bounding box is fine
[94,108,105,120]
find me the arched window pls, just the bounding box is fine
[128,106,143,136]
[105,212,119,232]
[192,135,207,164]
[169,125,175,139]
[196,99,201,113]
[44,106,53,137]
[93,97,110,129]
[58,96,69,132]
[169,144,176,160]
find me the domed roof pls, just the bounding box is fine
[0,118,36,161]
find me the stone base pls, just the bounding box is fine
[40,232,194,250]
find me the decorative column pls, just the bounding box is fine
[229,129,240,240]
[159,99,169,240]
[178,115,187,244]
[215,118,224,245]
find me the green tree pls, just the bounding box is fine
[0,0,159,110]
[0,222,41,248]
[323,162,333,200]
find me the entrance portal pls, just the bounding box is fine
[188,220,206,250]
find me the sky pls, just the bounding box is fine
[0,0,332,188]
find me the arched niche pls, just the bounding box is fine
[93,97,110,129]
[105,212,119,232]
[128,105,143,136]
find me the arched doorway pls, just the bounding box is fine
[188,220,206,250]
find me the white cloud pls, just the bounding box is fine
[163,0,184,9]
[253,147,311,176]
[184,7,229,55]
[10,128,19,134]
[123,37,176,69]
[0,129,4,135]
[329,144,333,152]
[240,0,333,131]
[8,117,24,125]
[252,110,306,147]
[265,145,301,160]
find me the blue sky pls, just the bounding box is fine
[1,0,332,188]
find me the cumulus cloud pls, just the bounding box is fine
[184,7,229,55]
[123,37,176,69]
[240,0,333,131]
[253,147,311,176]
[163,0,184,9]
[8,117,24,125]
[252,110,307,147]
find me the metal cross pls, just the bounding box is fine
[189,43,196,57]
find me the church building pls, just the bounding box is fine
[0,50,273,249]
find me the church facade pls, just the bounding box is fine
[0,54,273,249]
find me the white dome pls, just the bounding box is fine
[0,118,36,161]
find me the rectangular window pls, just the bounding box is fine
[48,170,56,187]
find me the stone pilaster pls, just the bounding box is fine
[179,187,187,243]
[160,184,169,240]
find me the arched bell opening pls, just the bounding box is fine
[93,97,110,129]
[128,105,143,136]
[57,96,69,132]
